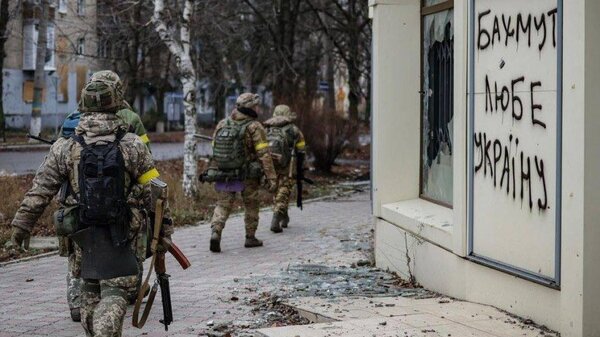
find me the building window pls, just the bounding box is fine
[58,0,67,14]
[420,0,454,206]
[77,0,85,16]
[98,39,111,58]
[77,37,85,55]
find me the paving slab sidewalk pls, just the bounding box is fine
[256,296,560,337]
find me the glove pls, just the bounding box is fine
[267,179,278,193]
[8,227,31,250]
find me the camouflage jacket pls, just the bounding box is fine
[11,112,159,234]
[214,110,277,181]
[118,101,150,148]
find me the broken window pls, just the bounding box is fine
[420,1,454,206]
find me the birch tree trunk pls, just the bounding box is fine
[153,0,198,196]
[30,0,49,137]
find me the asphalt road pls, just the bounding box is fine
[0,142,213,175]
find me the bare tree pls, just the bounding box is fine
[0,0,11,141]
[153,0,198,196]
[30,0,50,137]
[306,0,371,121]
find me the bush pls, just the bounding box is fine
[298,109,358,173]
[141,109,164,132]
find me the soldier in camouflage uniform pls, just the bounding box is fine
[263,105,306,233]
[9,79,160,337]
[209,93,278,253]
[60,70,151,322]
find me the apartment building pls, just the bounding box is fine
[2,0,103,130]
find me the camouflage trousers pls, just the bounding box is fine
[81,275,137,337]
[67,250,83,309]
[211,179,260,236]
[273,174,294,215]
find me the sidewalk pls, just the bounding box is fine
[0,189,558,337]
[257,296,559,337]
[0,190,375,336]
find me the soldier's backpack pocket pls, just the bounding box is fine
[53,205,79,236]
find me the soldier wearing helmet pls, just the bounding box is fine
[9,78,161,336]
[58,70,152,322]
[206,93,277,252]
[263,104,306,232]
[61,70,151,149]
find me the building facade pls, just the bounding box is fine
[2,0,102,130]
[371,0,600,336]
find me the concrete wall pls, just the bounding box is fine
[2,69,77,129]
[371,0,599,335]
[370,0,421,216]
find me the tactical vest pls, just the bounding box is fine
[266,124,294,169]
[70,131,138,280]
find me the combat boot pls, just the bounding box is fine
[244,235,263,248]
[281,210,290,228]
[210,229,222,253]
[270,213,283,233]
[70,308,81,322]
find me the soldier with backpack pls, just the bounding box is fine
[8,79,161,336]
[58,70,151,322]
[202,93,277,253]
[263,105,306,233]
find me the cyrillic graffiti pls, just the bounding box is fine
[474,6,557,213]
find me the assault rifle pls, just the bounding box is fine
[291,149,314,210]
[27,134,55,145]
[193,134,213,142]
[133,179,191,331]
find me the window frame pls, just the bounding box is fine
[77,37,85,56]
[419,0,454,209]
[77,0,85,16]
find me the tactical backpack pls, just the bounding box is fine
[267,124,294,169]
[61,111,81,138]
[212,118,251,171]
[72,131,130,245]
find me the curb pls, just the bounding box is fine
[0,250,59,267]
[0,144,51,153]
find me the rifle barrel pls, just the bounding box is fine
[193,134,213,141]
[27,134,55,145]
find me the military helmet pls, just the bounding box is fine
[90,70,124,102]
[79,80,122,113]
[236,93,261,109]
[273,104,297,120]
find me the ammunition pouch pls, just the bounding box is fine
[53,205,79,236]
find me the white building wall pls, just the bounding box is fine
[371,0,599,335]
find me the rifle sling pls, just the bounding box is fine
[132,198,164,329]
